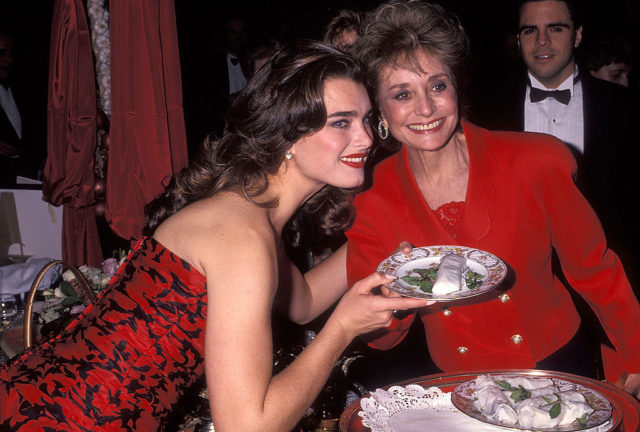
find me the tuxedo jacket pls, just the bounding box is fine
[468,72,640,292]
[0,86,25,186]
[0,101,21,150]
[0,91,46,186]
[182,47,248,152]
[346,121,640,373]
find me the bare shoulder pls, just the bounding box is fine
[153,192,276,275]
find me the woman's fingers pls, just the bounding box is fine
[376,295,431,312]
[623,373,640,399]
[380,284,401,297]
[393,241,414,255]
[333,272,434,338]
[350,272,396,294]
[352,272,436,309]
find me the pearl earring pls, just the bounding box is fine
[285,151,293,160]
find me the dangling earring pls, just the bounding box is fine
[285,151,293,160]
[377,120,389,140]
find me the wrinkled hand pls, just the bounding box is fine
[393,241,414,256]
[380,241,415,297]
[331,272,433,340]
[380,241,416,308]
[615,372,640,399]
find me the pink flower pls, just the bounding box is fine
[70,305,86,315]
[101,258,119,277]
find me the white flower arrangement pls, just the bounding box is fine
[33,251,127,325]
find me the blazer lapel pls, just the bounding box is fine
[457,121,496,246]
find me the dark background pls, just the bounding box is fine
[1,0,639,402]
[1,0,639,112]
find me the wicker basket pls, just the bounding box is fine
[23,260,93,349]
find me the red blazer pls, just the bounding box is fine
[347,121,640,373]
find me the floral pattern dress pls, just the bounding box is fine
[0,237,208,431]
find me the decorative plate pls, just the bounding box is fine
[451,374,613,431]
[377,245,507,301]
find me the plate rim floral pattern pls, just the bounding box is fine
[376,245,507,301]
[450,374,613,432]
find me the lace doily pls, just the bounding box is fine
[357,385,615,432]
[358,385,456,432]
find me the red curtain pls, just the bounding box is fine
[106,0,188,242]
[42,0,102,267]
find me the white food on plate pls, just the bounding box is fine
[516,397,561,429]
[432,253,466,295]
[475,386,511,414]
[555,393,593,426]
[501,376,554,390]
[471,375,596,429]
[494,403,519,424]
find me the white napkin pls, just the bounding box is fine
[389,409,508,432]
[0,258,58,295]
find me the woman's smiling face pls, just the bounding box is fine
[377,48,460,154]
[290,77,373,189]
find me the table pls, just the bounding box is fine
[340,369,640,432]
[0,311,25,364]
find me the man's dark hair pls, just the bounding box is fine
[516,0,583,30]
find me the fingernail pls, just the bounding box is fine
[384,275,397,280]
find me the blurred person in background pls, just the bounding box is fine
[583,29,634,88]
[322,9,364,52]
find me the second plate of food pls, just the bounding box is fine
[451,373,613,431]
[376,245,507,301]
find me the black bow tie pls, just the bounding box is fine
[229,56,239,66]
[529,87,571,104]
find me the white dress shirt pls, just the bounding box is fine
[524,68,583,153]
[0,84,22,140]
[226,53,247,95]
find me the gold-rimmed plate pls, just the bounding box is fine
[377,245,507,301]
[340,369,631,432]
[451,373,613,431]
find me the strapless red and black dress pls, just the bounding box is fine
[0,237,207,431]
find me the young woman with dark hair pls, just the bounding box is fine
[0,40,429,432]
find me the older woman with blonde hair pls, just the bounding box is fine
[344,0,640,396]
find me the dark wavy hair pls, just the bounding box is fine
[145,40,366,247]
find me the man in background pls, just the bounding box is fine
[181,12,250,154]
[0,31,23,186]
[0,30,45,186]
[469,0,638,280]
[468,0,640,385]
[582,30,634,88]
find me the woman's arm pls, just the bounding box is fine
[276,241,417,324]
[539,139,640,392]
[275,244,348,324]
[204,229,428,432]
